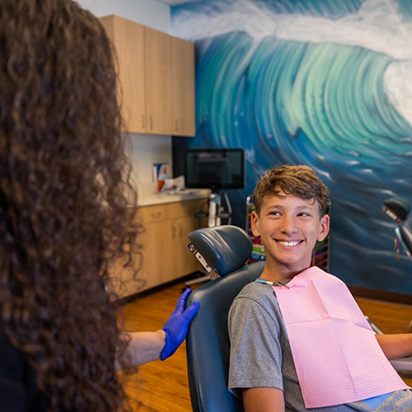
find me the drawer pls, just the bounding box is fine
[139,198,207,222]
[166,198,207,219]
[138,204,167,223]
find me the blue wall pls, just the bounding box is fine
[171,0,412,294]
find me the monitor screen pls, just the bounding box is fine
[184,148,244,190]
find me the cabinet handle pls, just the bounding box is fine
[175,118,179,131]
[142,115,146,129]
[178,223,182,236]
[172,224,176,238]
[150,116,154,129]
[151,211,162,219]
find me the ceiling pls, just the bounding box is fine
[156,0,197,5]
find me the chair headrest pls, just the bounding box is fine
[383,197,411,221]
[188,225,253,276]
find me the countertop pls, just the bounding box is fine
[138,189,210,207]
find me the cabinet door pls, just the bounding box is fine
[106,244,145,298]
[108,219,172,297]
[175,216,203,276]
[99,15,146,133]
[140,217,200,289]
[144,27,172,135]
[139,220,175,290]
[171,37,195,137]
[107,199,207,297]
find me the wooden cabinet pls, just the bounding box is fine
[174,216,202,275]
[99,15,146,133]
[144,28,172,135]
[171,37,195,136]
[99,15,195,137]
[108,198,207,298]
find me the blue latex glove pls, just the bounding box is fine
[161,288,200,361]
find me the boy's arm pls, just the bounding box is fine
[243,388,285,412]
[376,334,412,359]
[228,291,285,408]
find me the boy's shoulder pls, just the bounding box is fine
[229,281,285,330]
[237,279,274,296]
[233,280,279,312]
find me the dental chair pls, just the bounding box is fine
[382,196,412,260]
[185,223,412,412]
[382,196,412,372]
[185,225,263,412]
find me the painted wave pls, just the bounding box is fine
[172,0,412,293]
[194,32,412,292]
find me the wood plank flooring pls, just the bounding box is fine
[118,282,193,411]
[118,281,412,411]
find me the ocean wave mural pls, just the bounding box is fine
[171,0,412,293]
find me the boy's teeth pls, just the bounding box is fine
[278,240,300,247]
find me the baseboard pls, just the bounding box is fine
[349,285,412,306]
[117,270,205,305]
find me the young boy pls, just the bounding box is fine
[228,165,412,412]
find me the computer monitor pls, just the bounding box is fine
[184,148,244,192]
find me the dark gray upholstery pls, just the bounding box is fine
[383,197,411,221]
[383,196,412,257]
[185,225,264,412]
[188,225,253,276]
[400,218,412,255]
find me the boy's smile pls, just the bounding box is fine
[251,190,330,280]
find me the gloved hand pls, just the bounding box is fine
[161,288,200,361]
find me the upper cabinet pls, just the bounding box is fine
[171,37,195,137]
[144,28,172,135]
[99,15,146,133]
[99,15,195,137]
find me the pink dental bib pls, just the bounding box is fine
[273,266,408,408]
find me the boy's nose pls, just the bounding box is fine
[281,216,298,234]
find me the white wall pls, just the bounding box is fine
[77,0,170,32]
[77,0,173,195]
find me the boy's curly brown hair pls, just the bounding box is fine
[253,165,330,218]
[0,0,141,410]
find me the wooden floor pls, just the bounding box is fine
[118,282,193,411]
[118,281,412,411]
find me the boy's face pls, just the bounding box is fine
[251,190,330,278]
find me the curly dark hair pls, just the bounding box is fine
[0,0,141,410]
[253,165,330,218]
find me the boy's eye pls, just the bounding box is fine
[269,211,281,216]
[298,212,310,217]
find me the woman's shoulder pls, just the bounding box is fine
[0,330,25,378]
[0,330,48,411]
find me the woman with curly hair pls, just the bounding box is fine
[0,0,199,411]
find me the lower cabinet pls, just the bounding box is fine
[108,198,207,298]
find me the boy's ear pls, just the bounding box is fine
[317,214,330,242]
[251,211,261,237]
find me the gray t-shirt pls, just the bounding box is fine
[228,281,412,411]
